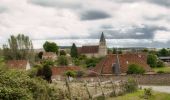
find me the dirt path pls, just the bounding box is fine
[140,85,170,93]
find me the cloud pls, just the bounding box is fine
[80,10,111,20]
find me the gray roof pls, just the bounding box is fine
[100,32,106,42]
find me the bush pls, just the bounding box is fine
[157,70,165,74]
[125,78,138,93]
[57,56,68,66]
[60,50,66,56]
[127,64,145,74]
[141,88,152,99]
[65,70,76,77]
[147,54,157,68]
[157,60,165,67]
[0,67,57,100]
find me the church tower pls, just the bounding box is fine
[98,32,107,57]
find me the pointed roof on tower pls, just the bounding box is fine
[100,32,106,42]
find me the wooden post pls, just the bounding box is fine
[65,78,72,100]
[97,78,105,98]
[84,81,92,100]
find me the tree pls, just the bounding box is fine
[157,60,165,68]
[70,43,78,58]
[147,54,157,68]
[42,64,52,83]
[60,50,66,56]
[3,34,34,61]
[112,48,116,54]
[38,51,43,59]
[43,41,59,54]
[127,64,145,74]
[57,56,68,66]
[158,48,169,56]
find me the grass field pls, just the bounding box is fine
[153,67,170,73]
[108,90,170,100]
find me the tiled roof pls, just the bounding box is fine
[78,45,99,54]
[6,60,28,70]
[93,53,152,74]
[52,66,81,76]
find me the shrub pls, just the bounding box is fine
[125,78,138,93]
[141,88,152,99]
[65,70,76,77]
[60,50,66,56]
[157,70,165,74]
[0,67,57,100]
[157,60,165,67]
[127,64,145,74]
[147,54,157,68]
[57,56,68,66]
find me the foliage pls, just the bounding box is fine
[85,57,103,68]
[112,48,122,54]
[157,48,169,57]
[147,54,157,68]
[65,70,76,77]
[141,88,152,99]
[153,67,170,74]
[43,41,59,54]
[42,60,55,66]
[0,67,58,100]
[157,70,165,74]
[112,48,117,54]
[42,64,52,83]
[38,51,43,59]
[3,34,34,62]
[70,43,78,58]
[127,64,145,74]
[125,78,138,93]
[57,56,68,66]
[157,60,165,68]
[59,50,66,56]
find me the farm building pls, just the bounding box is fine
[91,53,152,75]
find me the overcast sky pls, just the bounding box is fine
[0,0,170,48]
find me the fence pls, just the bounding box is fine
[53,77,129,100]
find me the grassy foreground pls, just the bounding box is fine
[153,67,170,73]
[108,90,170,100]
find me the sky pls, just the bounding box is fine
[0,0,170,48]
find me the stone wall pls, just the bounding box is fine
[78,74,170,86]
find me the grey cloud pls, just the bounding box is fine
[149,0,170,8]
[81,10,111,20]
[29,0,82,9]
[0,6,7,13]
[88,25,168,39]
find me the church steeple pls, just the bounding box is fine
[100,32,106,43]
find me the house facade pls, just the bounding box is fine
[78,32,107,58]
[6,60,31,70]
[42,52,57,60]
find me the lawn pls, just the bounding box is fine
[153,67,170,73]
[108,90,170,100]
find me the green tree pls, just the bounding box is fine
[112,48,116,54]
[147,54,157,68]
[127,64,145,74]
[158,48,169,56]
[43,41,59,54]
[38,51,43,59]
[70,43,78,58]
[3,34,34,61]
[57,56,68,66]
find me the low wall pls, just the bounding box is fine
[78,74,170,86]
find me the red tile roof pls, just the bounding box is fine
[78,45,99,54]
[93,53,152,74]
[52,66,81,76]
[6,60,28,70]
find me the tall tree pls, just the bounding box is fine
[147,54,157,68]
[3,34,34,61]
[43,41,59,54]
[158,48,169,56]
[70,43,78,58]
